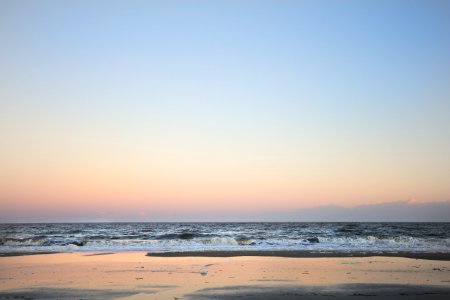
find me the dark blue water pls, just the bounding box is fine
[1,223,449,254]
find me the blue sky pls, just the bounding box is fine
[1,0,449,221]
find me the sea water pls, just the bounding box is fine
[1,222,449,254]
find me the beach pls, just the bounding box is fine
[1,252,450,299]
[2,0,450,298]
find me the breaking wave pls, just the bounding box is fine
[1,223,449,254]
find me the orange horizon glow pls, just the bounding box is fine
[1,0,450,221]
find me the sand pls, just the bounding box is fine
[1,252,450,299]
[147,250,450,260]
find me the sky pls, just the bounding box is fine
[1,0,449,222]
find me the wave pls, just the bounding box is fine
[1,235,449,254]
[2,222,450,254]
[156,232,210,240]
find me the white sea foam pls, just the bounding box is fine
[1,223,449,254]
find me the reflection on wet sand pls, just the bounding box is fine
[185,284,450,300]
[1,252,449,299]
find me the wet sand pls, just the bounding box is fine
[147,250,450,261]
[1,252,450,299]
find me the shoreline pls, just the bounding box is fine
[146,250,450,260]
[0,251,58,257]
[1,250,449,260]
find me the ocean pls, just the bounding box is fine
[0,222,449,255]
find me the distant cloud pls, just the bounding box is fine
[1,200,449,223]
[130,200,450,222]
[261,200,450,222]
